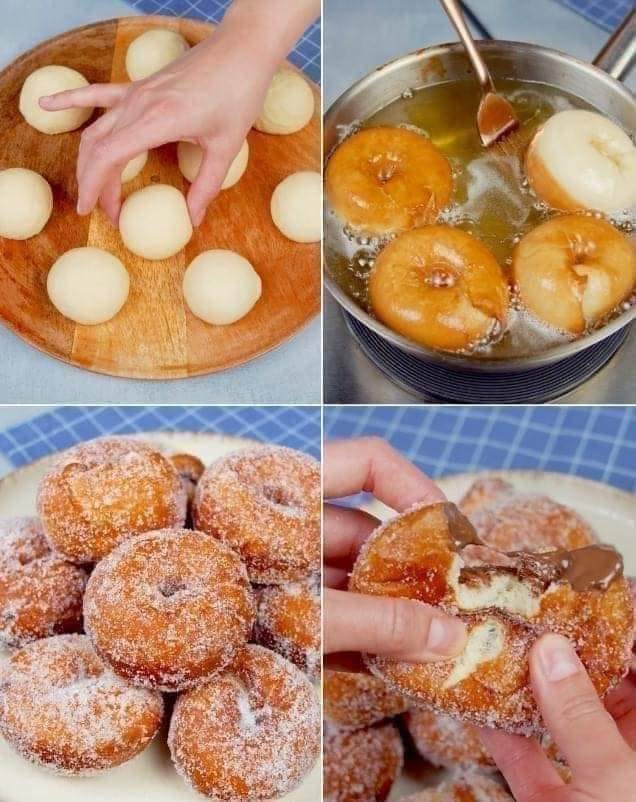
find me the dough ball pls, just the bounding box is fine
[183,250,262,325]
[121,151,149,183]
[119,184,193,260]
[19,65,93,134]
[0,168,53,240]
[47,247,129,325]
[271,171,321,243]
[254,68,315,135]
[177,140,249,190]
[126,29,189,81]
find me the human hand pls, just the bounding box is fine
[39,0,319,226]
[481,633,636,801]
[324,437,467,669]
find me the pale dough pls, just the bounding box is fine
[119,184,193,260]
[121,151,149,183]
[270,171,321,243]
[47,247,129,325]
[177,140,249,189]
[254,68,315,135]
[19,65,93,134]
[183,250,262,325]
[0,168,53,240]
[126,29,189,82]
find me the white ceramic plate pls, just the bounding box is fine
[0,432,320,802]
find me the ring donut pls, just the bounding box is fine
[401,774,513,802]
[349,502,633,735]
[324,669,407,731]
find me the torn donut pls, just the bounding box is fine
[324,669,407,731]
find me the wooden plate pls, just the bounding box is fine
[0,17,320,379]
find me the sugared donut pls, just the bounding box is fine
[37,437,187,563]
[0,517,87,647]
[349,502,633,735]
[324,669,407,731]
[323,722,404,802]
[169,452,205,508]
[193,446,320,584]
[405,708,495,771]
[254,577,320,680]
[84,529,255,691]
[0,634,163,774]
[369,226,509,352]
[168,644,320,800]
[325,126,453,234]
[459,478,598,552]
[512,215,635,335]
[401,774,513,802]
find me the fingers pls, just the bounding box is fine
[187,141,236,226]
[76,127,142,215]
[324,565,348,589]
[324,438,446,511]
[603,674,636,749]
[323,503,380,564]
[324,588,466,661]
[39,83,127,110]
[530,633,630,777]
[98,174,123,227]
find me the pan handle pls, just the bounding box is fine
[592,9,635,82]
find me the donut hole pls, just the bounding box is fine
[261,483,298,510]
[368,153,401,185]
[425,265,457,289]
[158,579,188,599]
[444,618,505,688]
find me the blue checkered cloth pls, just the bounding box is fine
[0,406,321,469]
[554,0,633,32]
[125,0,321,82]
[324,406,636,492]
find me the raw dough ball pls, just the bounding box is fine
[254,68,315,135]
[119,184,193,260]
[183,250,262,325]
[0,168,53,240]
[271,171,321,243]
[47,247,130,325]
[177,140,249,189]
[121,151,149,183]
[126,29,189,81]
[19,65,93,134]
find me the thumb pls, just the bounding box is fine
[324,588,466,662]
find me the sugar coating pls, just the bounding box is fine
[324,669,408,731]
[168,644,320,800]
[0,517,87,647]
[401,772,514,801]
[0,634,163,775]
[37,437,187,563]
[84,529,255,691]
[323,721,404,802]
[405,708,496,770]
[194,446,320,584]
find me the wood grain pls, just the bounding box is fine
[0,16,320,379]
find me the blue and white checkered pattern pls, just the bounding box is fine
[555,0,632,32]
[0,406,321,470]
[125,0,321,82]
[324,406,636,492]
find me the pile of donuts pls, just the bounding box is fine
[324,477,635,801]
[325,108,636,352]
[0,436,321,801]
[0,25,320,328]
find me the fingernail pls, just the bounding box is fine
[537,634,580,682]
[425,615,467,657]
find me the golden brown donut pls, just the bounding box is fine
[169,452,205,506]
[0,517,87,647]
[401,774,513,802]
[193,446,320,584]
[349,502,633,735]
[254,577,320,680]
[37,437,187,563]
[369,226,509,352]
[404,708,496,771]
[325,126,453,234]
[323,722,404,802]
[0,634,163,774]
[168,644,320,800]
[324,669,407,731]
[84,528,255,691]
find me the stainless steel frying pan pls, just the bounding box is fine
[323,14,636,373]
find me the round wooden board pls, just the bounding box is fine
[0,16,320,379]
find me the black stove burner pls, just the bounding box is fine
[344,313,630,404]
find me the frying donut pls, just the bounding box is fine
[0,634,163,774]
[325,126,453,234]
[404,708,495,771]
[37,437,187,563]
[83,529,255,691]
[401,774,513,802]
[168,645,320,800]
[349,502,633,735]
[193,446,320,584]
[323,722,404,802]
[0,517,87,647]
[512,215,635,335]
[369,226,509,351]
[324,669,407,731]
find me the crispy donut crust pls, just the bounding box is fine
[405,708,496,771]
[401,773,513,802]
[324,670,407,731]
